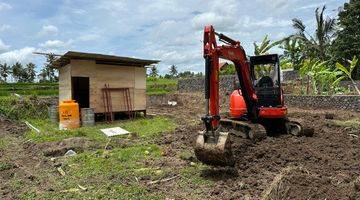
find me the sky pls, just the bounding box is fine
[0,0,347,75]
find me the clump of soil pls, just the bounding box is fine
[262,166,359,200]
[35,137,98,157]
[0,115,28,136]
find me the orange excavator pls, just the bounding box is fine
[194,25,312,167]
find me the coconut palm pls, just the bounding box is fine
[292,6,336,61]
[253,35,282,56]
[0,63,11,82]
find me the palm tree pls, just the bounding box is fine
[253,35,283,76]
[25,63,36,83]
[12,62,24,82]
[169,65,178,78]
[253,35,282,55]
[0,63,11,82]
[292,6,336,60]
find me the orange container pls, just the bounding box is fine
[59,100,80,130]
[229,90,247,118]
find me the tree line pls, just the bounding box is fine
[0,54,58,83]
[148,64,203,79]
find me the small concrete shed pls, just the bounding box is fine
[54,51,159,115]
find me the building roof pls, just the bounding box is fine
[53,51,160,68]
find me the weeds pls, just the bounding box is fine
[326,119,360,128]
[146,78,178,95]
[0,138,7,150]
[0,96,52,120]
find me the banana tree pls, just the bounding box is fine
[253,35,283,77]
[335,56,360,95]
[300,59,343,94]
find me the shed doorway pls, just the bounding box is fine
[72,77,89,108]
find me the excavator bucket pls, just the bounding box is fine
[194,129,235,167]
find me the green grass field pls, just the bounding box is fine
[0,78,178,97]
[0,82,58,96]
[146,77,178,95]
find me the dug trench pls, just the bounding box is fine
[148,93,360,199]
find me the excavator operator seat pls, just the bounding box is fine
[250,54,281,107]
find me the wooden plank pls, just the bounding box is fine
[91,63,136,113]
[134,67,146,89]
[59,64,72,101]
[134,89,146,110]
[70,60,96,77]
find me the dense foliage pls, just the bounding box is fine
[331,0,360,79]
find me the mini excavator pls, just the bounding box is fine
[194,25,312,167]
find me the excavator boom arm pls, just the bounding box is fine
[203,25,258,130]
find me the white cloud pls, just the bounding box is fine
[0,47,36,64]
[77,33,101,42]
[192,12,235,31]
[0,39,10,52]
[256,0,298,10]
[0,24,11,32]
[241,16,291,28]
[294,2,325,11]
[39,39,72,49]
[0,2,11,11]
[39,25,59,36]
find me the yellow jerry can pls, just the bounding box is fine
[59,100,80,130]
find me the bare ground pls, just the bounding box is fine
[1,92,360,199]
[147,93,360,200]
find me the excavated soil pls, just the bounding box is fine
[1,92,359,199]
[148,93,360,200]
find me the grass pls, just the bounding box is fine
[0,78,178,97]
[329,119,360,128]
[0,96,51,120]
[0,162,14,171]
[180,164,213,186]
[146,77,178,95]
[25,116,177,143]
[19,144,165,199]
[18,115,178,199]
[0,83,58,96]
[0,138,7,150]
[67,144,162,178]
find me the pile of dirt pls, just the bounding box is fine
[0,115,28,136]
[35,137,98,157]
[262,166,359,200]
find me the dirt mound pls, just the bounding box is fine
[35,137,98,157]
[262,166,359,200]
[0,115,28,136]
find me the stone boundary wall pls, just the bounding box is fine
[178,75,236,93]
[147,93,360,112]
[284,95,360,112]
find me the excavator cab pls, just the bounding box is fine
[250,54,282,108]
